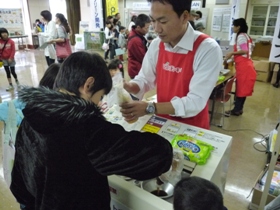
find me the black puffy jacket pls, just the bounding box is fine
[10,87,173,210]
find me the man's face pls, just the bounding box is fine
[137,23,150,35]
[116,14,120,20]
[150,2,188,47]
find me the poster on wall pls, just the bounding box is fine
[132,2,150,10]
[90,0,104,31]
[222,14,231,32]
[0,8,24,35]
[212,8,223,31]
[269,3,280,63]
[106,0,119,16]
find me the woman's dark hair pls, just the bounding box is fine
[40,10,52,22]
[113,18,119,26]
[173,177,224,210]
[39,63,60,89]
[131,15,137,22]
[147,0,192,17]
[56,13,70,33]
[196,11,202,18]
[135,14,151,28]
[233,18,248,40]
[54,51,112,97]
[0,27,9,38]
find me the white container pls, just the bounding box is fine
[74,34,85,50]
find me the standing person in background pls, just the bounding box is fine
[195,22,205,33]
[127,14,151,79]
[40,10,57,66]
[195,11,203,21]
[0,28,19,91]
[104,21,116,61]
[35,19,44,32]
[48,13,72,63]
[225,18,256,116]
[188,10,198,29]
[115,13,121,27]
[118,26,127,62]
[120,0,222,129]
[128,15,137,32]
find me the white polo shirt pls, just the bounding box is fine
[131,25,223,118]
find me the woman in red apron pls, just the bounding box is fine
[224,18,256,116]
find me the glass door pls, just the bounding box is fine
[266,6,279,36]
[250,6,268,36]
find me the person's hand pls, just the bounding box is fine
[224,52,233,61]
[48,40,54,44]
[120,101,148,122]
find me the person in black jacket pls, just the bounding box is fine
[10,51,173,210]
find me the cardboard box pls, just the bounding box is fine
[256,70,272,83]
[250,168,277,210]
[253,59,270,72]
[251,42,272,58]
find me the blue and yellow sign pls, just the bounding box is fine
[106,0,118,16]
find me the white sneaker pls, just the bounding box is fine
[6,85,14,91]
[16,80,20,85]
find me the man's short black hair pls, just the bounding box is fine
[135,14,151,28]
[196,11,202,18]
[147,0,192,17]
[40,10,52,21]
[54,51,112,97]
[173,177,224,210]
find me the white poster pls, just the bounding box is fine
[132,2,151,10]
[191,1,202,10]
[90,0,104,31]
[222,14,231,32]
[229,0,240,43]
[212,8,223,31]
[269,3,280,63]
[0,8,24,35]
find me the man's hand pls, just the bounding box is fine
[224,52,233,61]
[120,101,148,122]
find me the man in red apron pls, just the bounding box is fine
[225,18,256,116]
[120,0,222,129]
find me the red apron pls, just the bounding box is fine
[234,34,257,97]
[156,34,210,129]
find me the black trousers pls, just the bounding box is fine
[4,66,17,79]
[45,56,55,66]
[276,64,280,84]
[233,97,246,111]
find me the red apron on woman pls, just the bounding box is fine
[234,34,257,97]
[156,35,210,129]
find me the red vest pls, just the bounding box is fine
[156,34,210,129]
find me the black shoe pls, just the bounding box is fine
[273,83,279,88]
[225,110,243,117]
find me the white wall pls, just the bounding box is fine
[206,0,248,40]
[28,0,50,29]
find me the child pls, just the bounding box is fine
[108,59,124,78]
[118,26,127,62]
[0,28,19,91]
[173,176,227,210]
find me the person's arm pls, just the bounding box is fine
[225,34,249,60]
[9,39,16,59]
[49,26,66,43]
[85,118,173,180]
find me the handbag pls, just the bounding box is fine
[56,38,72,58]
[102,42,109,51]
[0,40,9,67]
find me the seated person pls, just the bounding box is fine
[173,176,227,210]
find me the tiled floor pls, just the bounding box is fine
[0,49,279,210]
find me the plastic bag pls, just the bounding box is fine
[102,42,109,51]
[171,134,214,165]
